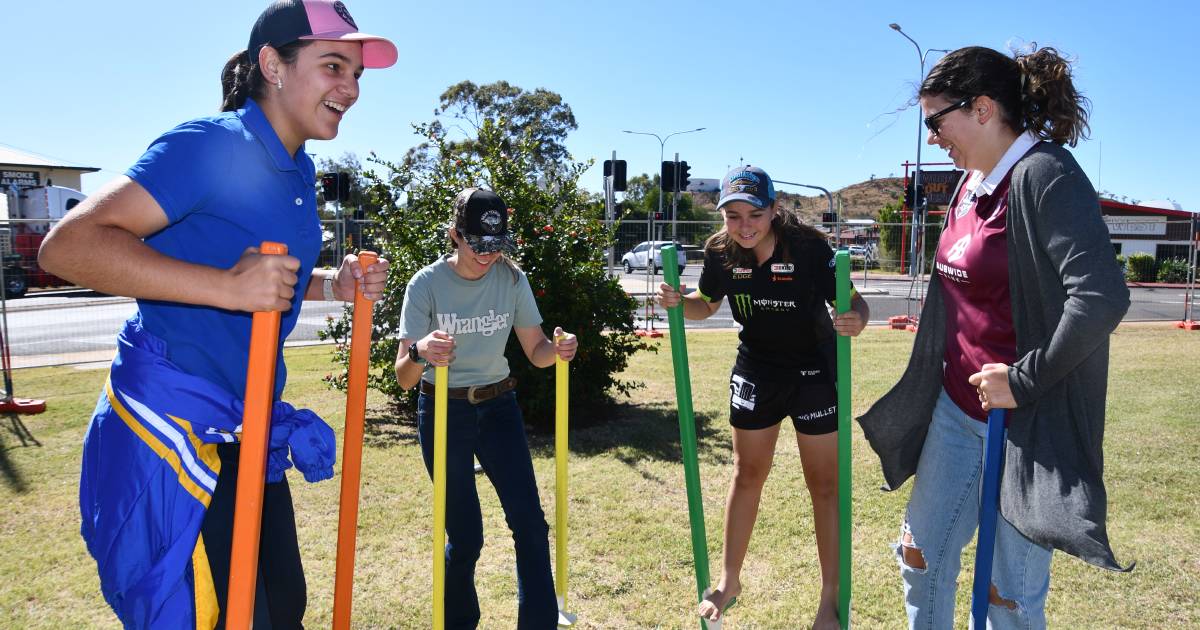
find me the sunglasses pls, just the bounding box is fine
[923,97,973,136]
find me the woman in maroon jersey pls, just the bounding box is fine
[858,46,1131,629]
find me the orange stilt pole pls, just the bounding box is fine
[332,251,379,629]
[226,241,288,629]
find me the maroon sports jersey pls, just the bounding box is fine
[936,172,1018,421]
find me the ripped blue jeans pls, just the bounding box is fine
[896,389,1053,629]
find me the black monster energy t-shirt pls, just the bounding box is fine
[697,235,842,378]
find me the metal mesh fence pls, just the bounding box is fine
[2,217,1196,369]
[0,218,360,370]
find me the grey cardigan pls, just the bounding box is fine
[858,142,1132,571]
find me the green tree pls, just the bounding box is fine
[431,80,577,172]
[875,200,940,271]
[877,200,903,271]
[322,102,650,431]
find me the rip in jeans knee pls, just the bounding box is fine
[989,583,1021,613]
[894,520,927,572]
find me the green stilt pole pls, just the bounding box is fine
[662,247,717,630]
[834,250,852,629]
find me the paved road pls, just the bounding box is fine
[617,267,1196,329]
[2,277,1194,367]
[1,290,348,367]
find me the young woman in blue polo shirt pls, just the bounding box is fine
[38,2,396,627]
[394,187,579,629]
[659,166,869,629]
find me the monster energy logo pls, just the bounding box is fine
[732,293,752,317]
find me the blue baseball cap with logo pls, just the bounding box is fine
[717,165,775,210]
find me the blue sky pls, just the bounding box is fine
[5,0,1197,210]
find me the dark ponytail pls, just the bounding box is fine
[219,41,312,113]
[1015,47,1090,146]
[920,45,1091,147]
[220,50,256,112]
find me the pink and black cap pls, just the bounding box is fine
[717,165,776,210]
[453,188,517,254]
[248,0,398,69]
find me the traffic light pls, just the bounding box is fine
[603,159,627,191]
[654,211,664,220]
[822,212,837,224]
[661,161,677,192]
[676,161,691,192]
[903,181,925,209]
[321,172,351,203]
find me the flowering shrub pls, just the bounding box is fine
[321,118,651,431]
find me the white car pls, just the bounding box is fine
[621,241,687,274]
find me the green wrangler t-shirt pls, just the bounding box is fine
[399,254,542,388]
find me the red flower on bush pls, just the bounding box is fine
[543,225,554,233]
[536,289,546,297]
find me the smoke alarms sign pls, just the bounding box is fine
[1,170,39,188]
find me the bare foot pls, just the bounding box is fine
[698,579,741,622]
[811,597,839,630]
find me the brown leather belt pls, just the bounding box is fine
[419,376,517,404]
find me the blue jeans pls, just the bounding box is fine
[897,389,1053,629]
[417,390,557,630]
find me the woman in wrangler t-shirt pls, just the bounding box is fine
[394,187,578,629]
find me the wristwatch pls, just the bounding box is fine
[322,275,337,301]
[408,341,426,364]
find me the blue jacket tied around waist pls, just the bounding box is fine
[80,316,336,628]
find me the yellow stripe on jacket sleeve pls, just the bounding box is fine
[104,379,213,506]
[192,534,219,630]
[171,415,222,490]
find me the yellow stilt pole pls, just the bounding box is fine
[432,365,448,630]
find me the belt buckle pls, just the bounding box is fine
[467,385,485,405]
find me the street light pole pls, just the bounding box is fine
[622,127,706,334]
[890,23,949,279]
[622,127,706,223]
[775,179,835,246]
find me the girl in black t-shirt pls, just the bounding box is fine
[658,166,869,629]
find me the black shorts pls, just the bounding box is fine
[727,366,838,434]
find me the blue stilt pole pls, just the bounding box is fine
[971,408,1007,627]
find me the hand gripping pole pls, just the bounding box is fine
[226,241,288,629]
[332,251,379,629]
[432,365,449,630]
[834,250,853,629]
[555,338,577,627]
[661,246,720,630]
[971,408,1008,627]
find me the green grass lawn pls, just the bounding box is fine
[1,324,1197,629]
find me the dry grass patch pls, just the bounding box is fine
[0,324,1196,628]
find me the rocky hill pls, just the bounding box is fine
[692,176,904,223]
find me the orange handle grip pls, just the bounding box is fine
[226,241,287,630]
[332,251,379,629]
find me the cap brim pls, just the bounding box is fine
[716,192,769,211]
[463,233,517,255]
[300,32,398,68]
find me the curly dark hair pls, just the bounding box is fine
[920,45,1090,147]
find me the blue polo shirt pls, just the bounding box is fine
[126,99,321,399]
